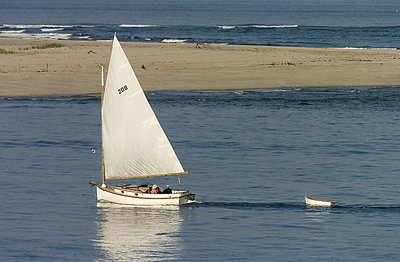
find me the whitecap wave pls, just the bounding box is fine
[0,31,72,40]
[218,25,236,29]
[41,28,64,32]
[0,30,25,34]
[119,24,156,28]
[249,24,299,29]
[217,24,298,30]
[1,24,74,29]
[161,39,186,43]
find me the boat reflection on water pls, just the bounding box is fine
[95,203,183,261]
[305,206,332,223]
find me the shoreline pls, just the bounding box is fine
[1,38,399,97]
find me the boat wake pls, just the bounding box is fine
[188,201,301,210]
[187,201,400,213]
[339,205,400,213]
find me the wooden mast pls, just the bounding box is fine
[101,65,106,186]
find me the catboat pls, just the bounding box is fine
[305,196,338,207]
[90,35,195,205]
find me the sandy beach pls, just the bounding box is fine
[0,38,399,96]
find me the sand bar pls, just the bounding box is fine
[0,38,399,96]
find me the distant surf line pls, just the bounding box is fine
[119,24,157,28]
[0,24,94,29]
[217,24,299,29]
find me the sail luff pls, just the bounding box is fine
[102,35,186,181]
[101,68,106,185]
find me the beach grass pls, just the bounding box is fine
[32,43,65,49]
[0,48,14,54]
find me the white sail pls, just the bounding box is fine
[102,35,186,180]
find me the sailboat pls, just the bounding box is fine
[90,35,195,205]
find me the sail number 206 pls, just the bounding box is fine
[118,85,128,94]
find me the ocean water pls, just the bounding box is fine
[1,87,400,261]
[1,0,400,48]
[1,1,400,261]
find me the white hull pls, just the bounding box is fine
[305,196,337,207]
[96,185,195,206]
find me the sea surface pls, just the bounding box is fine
[1,1,400,261]
[1,0,400,48]
[1,87,400,261]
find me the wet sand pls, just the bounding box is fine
[0,38,399,96]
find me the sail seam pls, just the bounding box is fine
[105,171,189,180]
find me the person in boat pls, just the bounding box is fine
[151,184,161,194]
[163,185,172,194]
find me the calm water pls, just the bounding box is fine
[1,87,400,261]
[1,0,400,48]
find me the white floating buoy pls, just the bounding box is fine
[91,149,96,154]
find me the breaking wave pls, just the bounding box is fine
[119,24,157,28]
[217,24,299,29]
[161,39,187,43]
[1,24,74,29]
